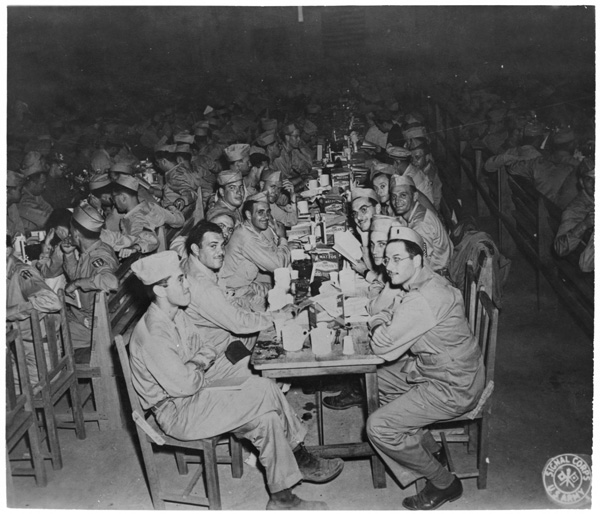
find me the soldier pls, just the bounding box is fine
[17,153,53,232]
[206,169,246,224]
[129,250,342,510]
[390,176,452,273]
[7,170,26,240]
[62,202,119,349]
[273,124,314,189]
[219,193,291,312]
[7,244,62,385]
[259,169,298,229]
[154,143,202,211]
[366,227,484,510]
[106,175,185,258]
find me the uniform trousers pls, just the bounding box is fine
[366,357,456,489]
[155,358,306,493]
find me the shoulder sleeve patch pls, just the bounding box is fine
[92,258,106,268]
[19,269,33,280]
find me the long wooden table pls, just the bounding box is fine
[251,324,387,488]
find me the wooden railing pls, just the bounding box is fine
[421,94,593,336]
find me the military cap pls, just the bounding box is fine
[281,123,299,136]
[73,201,105,233]
[217,169,243,187]
[247,191,269,203]
[131,250,182,286]
[224,144,250,163]
[7,170,25,187]
[114,175,139,193]
[370,215,398,236]
[89,173,112,192]
[260,168,282,183]
[388,226,425,252]
[390,175,416,191]
[386,146,412,160]
[351,188,380,204]
[110,162,134,175]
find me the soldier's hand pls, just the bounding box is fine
[44,228,56,247]
[350,260,368,277]
[119,246,140,259]
[88,195,102,211]
[173,198,186,211]
[65,280,80,295]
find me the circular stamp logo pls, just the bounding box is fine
[542,453,592,506]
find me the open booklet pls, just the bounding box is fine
[332,231,363,266]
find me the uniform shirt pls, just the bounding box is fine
[403,164,434,205]
[7,204,26,238]
[270,201,298,228]
[369,265,484,407]
[406,202,453,271]
[162,162,202,207]
[184,256,274,357]
[17,187,54,232]
[129,303,208,411]
[273,145,314,183]
[191,154,220,204]
[554,189,594,258]
[62,240,119,323]
[119,201,185,254]
[206,197,244,225]
[7,254,62,343]
[220,221,291,291]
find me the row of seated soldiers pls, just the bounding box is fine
[7,97,511,352]
[7,93,499,509]
[422,75,595,274]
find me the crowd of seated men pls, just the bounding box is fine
[424,73,595,273]
[7,67,585,509]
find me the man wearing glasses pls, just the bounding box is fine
[366,226,484,510]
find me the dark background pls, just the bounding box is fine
[7,6,595,114]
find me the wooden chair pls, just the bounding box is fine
[430,289,499,489]
[12,291,86,471]
[114,334,243,510]
[6,328,47,489]
[463,261,478,326]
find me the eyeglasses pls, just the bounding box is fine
[382,255,412,266]
[217,224,234,235]
[351,206,371,219]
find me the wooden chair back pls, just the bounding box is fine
[464,261,478,327]
[6,328,47,487]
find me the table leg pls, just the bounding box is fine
[316,384,324,446]
[365,371,386,489]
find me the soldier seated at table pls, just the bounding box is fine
[205,169,246,224]
[366,227,484,510]
[102,175,185,259]
[129,251,344,510]
[259,169,299,229]
[219,193,291,312]
[390,175,453,275]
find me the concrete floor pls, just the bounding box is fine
[8,216,594,510]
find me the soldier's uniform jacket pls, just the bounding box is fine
[219,221,291,291]
[62,240,119,325]
[369,265,484,410]
[17,187,54,232]
[7,203,25,238]
[405,202,453,272]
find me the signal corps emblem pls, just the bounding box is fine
[542,453,591,506]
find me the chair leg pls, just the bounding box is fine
[467,420,478,454]
[203,441,222,510]
[138,433,166,509]
[69,381,87,440]
[26,422,48,487]
[477,417,489,489]
[175,451,189,475]
[40,399,63,470]
[230,436,244,479]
